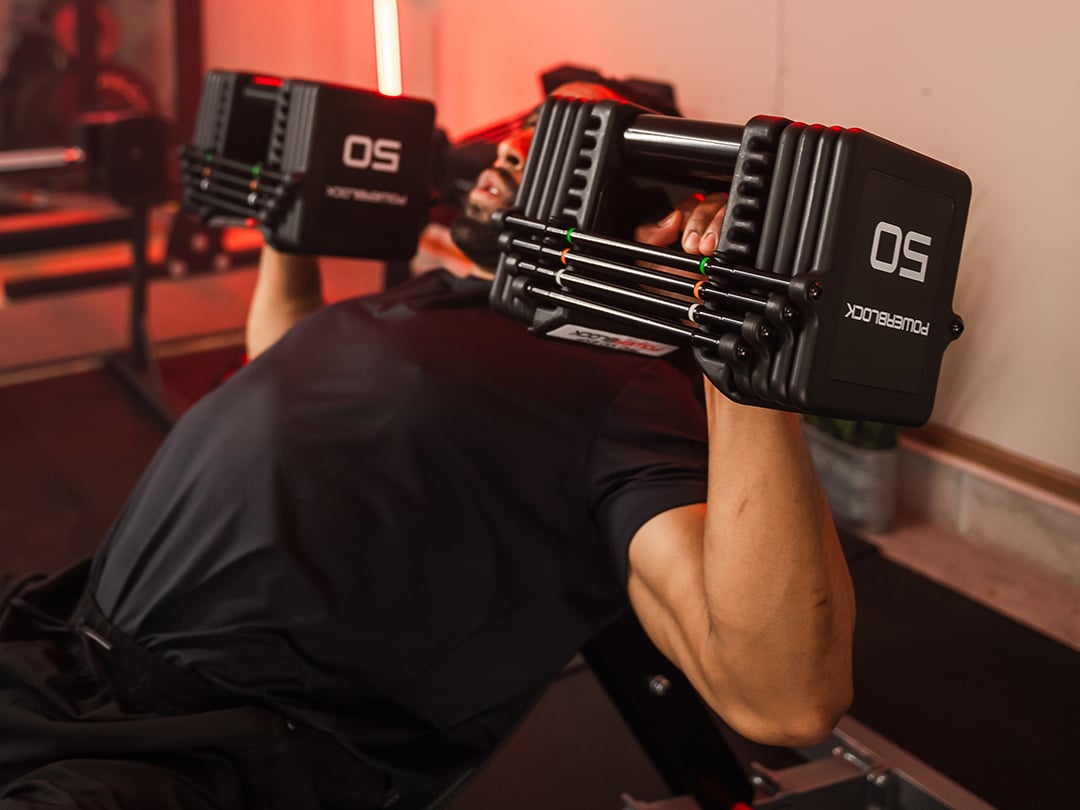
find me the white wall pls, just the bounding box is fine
[199,0,1080,477]
[775,1,1080,480]
[203,0,378,87]
[203,0,440,101]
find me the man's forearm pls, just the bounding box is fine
[246,245,324,359]
[699,386,855,743]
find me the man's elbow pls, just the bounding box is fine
[760,699,849,748]
[706,680,853,748]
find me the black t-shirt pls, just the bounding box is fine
[90,270,708,781]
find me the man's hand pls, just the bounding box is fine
[634,192,729,254]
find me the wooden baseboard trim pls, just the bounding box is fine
[902,424,1080,506]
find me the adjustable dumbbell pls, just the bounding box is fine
[180,70,435,261]
[491,98,970,426]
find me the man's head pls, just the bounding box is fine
[449,83,629,275]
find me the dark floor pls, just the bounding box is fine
[1,345,1076,810]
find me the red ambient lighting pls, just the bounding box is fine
[373,0,403,96]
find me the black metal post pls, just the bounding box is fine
[74,0,100,114]
[103,202,176,427]
[128,201,150,370]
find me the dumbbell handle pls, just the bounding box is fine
[497,211,793,294]
[622,114,743,179]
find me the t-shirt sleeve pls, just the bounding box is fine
[587,358,709,585]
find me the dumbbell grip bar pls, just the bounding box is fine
[179,147,287,184]
[622,115,743,179]
[525,282,734,355]
[189,181,263,208]
[497,211,792,295]
[514,256,749,333]
[179,145,296,226]
[506,236,771,315]
[186,167,274,195]
[186,189,260,221]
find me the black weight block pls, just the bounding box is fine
[787,128,970,424]
[182,70,435,261]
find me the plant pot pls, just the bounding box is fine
[804,423,898,534]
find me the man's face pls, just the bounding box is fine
[469,126,535,222]
[449,125,535,271]
[449,83,625,272]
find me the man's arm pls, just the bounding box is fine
[246,244,324,359]
[625,198,856,747]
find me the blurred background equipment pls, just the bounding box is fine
[0,0,170,153]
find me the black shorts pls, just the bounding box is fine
[0,561,391,810]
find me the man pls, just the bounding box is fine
[0,84,854,809]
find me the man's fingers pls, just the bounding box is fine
[635,209,683,247]
[681,193,729,255]
[634,192,729,253]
